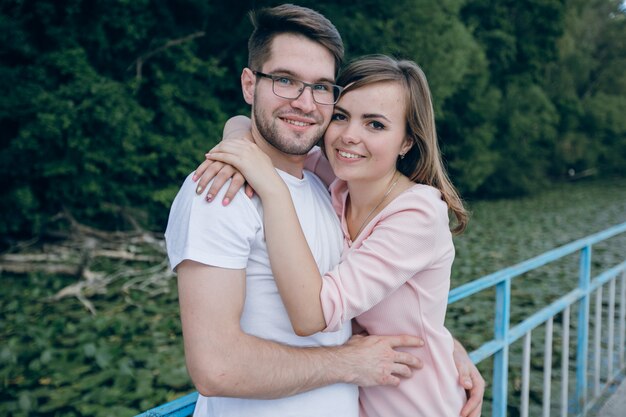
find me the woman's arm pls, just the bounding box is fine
[265,188,445,336]
[209,146,452,341]
[206,140,328,334]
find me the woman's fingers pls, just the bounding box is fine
[221,173,247,206]
[192,158,212,182]
[195,160,226,195]
[244,184,255,199]
[205,163,241,203]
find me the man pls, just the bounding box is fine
[165,4,483,417]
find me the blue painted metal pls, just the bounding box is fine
[449,222,626,417]
[137,222,626,417]
[135,392,198,417]
[492,278,511,417]
[575,246,591,412]
[448,222,626,304]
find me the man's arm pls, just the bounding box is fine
[177,260,424,398]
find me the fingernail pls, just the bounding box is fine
[464,378,472,387]
[192,174,198,181]
[222,197,230,206]
[417,339,424,347]
[196,185,203,194]
[206,193,213,202]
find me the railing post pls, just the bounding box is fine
[561,306,570,417]
[619,271,626,369]
[575,245,592,413]
[493,277,511,417]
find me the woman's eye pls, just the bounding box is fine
[369,121,385,130]
[331,113,347,121]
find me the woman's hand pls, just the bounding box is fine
[206,139,282,200]
[193,115,255,205]
[193,154,254,205]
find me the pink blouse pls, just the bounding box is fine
[320,179,466,417]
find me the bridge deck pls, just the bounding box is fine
[590,376,626,417]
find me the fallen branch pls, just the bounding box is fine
[2,210,173,314]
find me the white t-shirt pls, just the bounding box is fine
[165,170,358,417]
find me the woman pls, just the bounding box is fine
[202,55,468,417]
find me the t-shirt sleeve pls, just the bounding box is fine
[164,173,261,271]
[320,190,452,332]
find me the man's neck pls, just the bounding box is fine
[250,125,307,179]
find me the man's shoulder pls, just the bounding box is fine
[166,172,263,241]
[165,173,262,271]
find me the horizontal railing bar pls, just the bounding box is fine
[449,222,626,303]
[468,339,504,363]
[589,261,626,292]
[508,290,584,343]
[135,392,198,417]
[466,261,626,364]
[467,290,585,364]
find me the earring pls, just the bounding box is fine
[399,153,406,160]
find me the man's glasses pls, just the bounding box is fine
[253,71,343,105]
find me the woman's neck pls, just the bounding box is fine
[346,171,399,214]
[345,170,409,239]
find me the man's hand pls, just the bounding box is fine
[453,339,485,417]
[337,334,424,387]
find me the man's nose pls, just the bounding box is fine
[290,86,317,113]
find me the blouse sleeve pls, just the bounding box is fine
[320,189,452,331]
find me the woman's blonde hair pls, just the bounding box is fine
[337,55,468,233]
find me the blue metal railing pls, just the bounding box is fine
[137,222,626,417]
[448,221,626,416]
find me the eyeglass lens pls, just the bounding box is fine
[272,77,339,105]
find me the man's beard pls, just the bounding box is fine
[253,103,324,156]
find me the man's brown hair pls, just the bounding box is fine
[248,4,344,75]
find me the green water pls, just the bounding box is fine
[1,178,625,417]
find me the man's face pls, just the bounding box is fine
[250,33,336,155]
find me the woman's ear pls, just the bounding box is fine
[241,68,255,105]
[400,137,414,157]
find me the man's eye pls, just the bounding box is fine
[276,77,293,85]
[313,83,331,92]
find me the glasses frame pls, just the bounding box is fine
[253,70,343,105]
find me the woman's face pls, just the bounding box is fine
[324,81,412,183]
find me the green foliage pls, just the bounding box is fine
[439,47,500,194]
[479,82,559,196]
[0,0,624,236]
[0,0,229,238]
[0,270,190,417]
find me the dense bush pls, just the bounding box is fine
[1,0,624,239]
